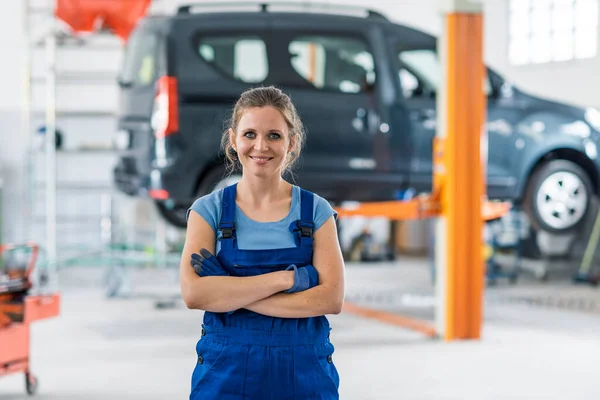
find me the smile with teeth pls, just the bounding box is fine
[250,156,273,164]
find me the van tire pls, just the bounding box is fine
[195,164,241,199]
[155,165,239,228]
[155,201,190,229]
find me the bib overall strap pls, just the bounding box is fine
[218,184,237,250]
[298,189,315,248]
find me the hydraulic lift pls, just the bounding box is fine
[336,0,505,341]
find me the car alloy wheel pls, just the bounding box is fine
[535,170,588,231]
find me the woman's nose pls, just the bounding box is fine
[254,137,268,151]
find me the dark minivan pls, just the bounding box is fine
[114,2,600,234]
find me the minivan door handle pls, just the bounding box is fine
[418,109,436,121]
[352,108,367,132]
[352,108,380,135]
[414,109,436,130]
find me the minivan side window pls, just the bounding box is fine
[196,36,268,83]
[288,36,376,93]
[398,48,492,98]
[120,31,158,87]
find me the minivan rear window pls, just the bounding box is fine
[196,36,268,83]
[119,30,159,87]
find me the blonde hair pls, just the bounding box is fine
[221,86,306,174]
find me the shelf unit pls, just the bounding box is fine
[22,1,181,288]
[23,0,124,272]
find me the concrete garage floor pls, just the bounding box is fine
[1,259,600,400]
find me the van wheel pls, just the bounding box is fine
[155,201,190,229]
[524,159,592,234]
[196,165,241,196]
[155,166,241,228]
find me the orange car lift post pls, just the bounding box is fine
[337,1,504,341]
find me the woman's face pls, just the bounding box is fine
[231,106,293,178]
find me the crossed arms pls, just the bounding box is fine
[179,211,345,318]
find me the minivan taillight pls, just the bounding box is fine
[151,76,179,138]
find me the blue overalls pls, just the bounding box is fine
[190,184,340,400]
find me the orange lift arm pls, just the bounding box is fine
[334,196,509,222]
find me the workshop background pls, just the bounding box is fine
[2,0,599,256]
[1,0,600,399]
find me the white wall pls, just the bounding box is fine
[484,0,600,109]
[0,1,123,245]
[0,0,26,243]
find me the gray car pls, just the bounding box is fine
[113,3,600,233]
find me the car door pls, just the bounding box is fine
[484,70,520,199]
[386,26,516,196]
[397,64,437,194]
[384,28,438,193]
[266,17,408,201]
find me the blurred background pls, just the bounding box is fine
[1,0,600,399]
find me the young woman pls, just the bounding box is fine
[180,86,345,400]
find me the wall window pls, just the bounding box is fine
[509,0,599,65]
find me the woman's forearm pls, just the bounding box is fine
[244,284,344,318]
[181,271,294,312]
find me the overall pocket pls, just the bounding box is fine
[313,342,340,391]
[190,337,249,399]
[190,338,225,393]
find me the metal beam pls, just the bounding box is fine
[435,0,485,340]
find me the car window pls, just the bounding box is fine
[197,36,268,83]
[398,48,492,98]
[119,30,158,87]
[288,35,375,93]
[398,68,420,98]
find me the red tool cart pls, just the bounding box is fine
[0,242,60,395]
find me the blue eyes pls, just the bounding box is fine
[243,132,281,140]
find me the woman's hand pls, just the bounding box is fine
[284,264,319,293]
[244,216,345,318]
[180,212,297,312]
[190,249,229,277]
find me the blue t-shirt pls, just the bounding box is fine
[187,186,337,252]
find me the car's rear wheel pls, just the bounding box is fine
[155,165,241,228]
[155,201,189,229]
[524,159,593,234]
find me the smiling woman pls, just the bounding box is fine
[221,86,306,176]
[231,106,291,177]
[181,86,345,399]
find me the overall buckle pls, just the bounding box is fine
[220,222,235,239]
[297,221,314,238]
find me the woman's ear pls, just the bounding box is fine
[288,135,297,154]
[229,128,236,151]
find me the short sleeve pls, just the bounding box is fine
[186,189,223,233]
[313,193,338,232]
